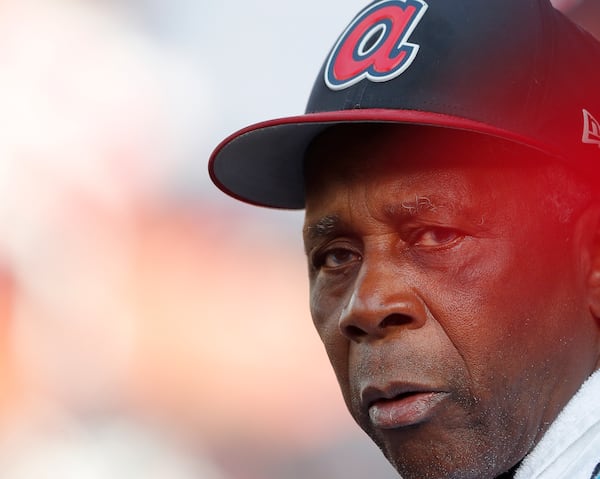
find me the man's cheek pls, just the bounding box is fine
[309,275,354,330]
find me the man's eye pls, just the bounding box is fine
[413,227,463,247]
[320,249,361,269]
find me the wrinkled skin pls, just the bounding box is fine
[303,125,600,479]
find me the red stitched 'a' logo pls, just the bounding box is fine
[325,0,428,91]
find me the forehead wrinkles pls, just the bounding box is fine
[305,165,496,238]
[359,166,486,223]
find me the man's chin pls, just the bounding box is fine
[365,421,524,479]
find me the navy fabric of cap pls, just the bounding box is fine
[209,0,600,209]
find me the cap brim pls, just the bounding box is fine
[209,108,558,209]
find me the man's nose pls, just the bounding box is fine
[338,261,427,342]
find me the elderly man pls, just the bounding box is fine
[209,0,600,477]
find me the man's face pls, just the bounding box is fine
[303,125,600,479]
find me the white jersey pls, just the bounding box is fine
[515,370,600,479]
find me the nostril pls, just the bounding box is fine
[344,324,368,339]
[343,313,414,340]
[380,313,413,328]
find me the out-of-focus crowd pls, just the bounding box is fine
[0,1,596,478]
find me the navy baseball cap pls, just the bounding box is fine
[209,0,600,209]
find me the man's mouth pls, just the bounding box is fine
[363,386,450,429]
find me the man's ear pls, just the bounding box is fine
[578,204,600,320]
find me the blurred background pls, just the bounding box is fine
[0,1,596,478]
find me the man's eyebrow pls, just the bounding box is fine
[303,214,342,242]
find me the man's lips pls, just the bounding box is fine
[361,384,450,429]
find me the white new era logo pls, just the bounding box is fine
[583,109,600,147]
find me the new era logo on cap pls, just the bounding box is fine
[583,109,600,148]
[324,0,428,91]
